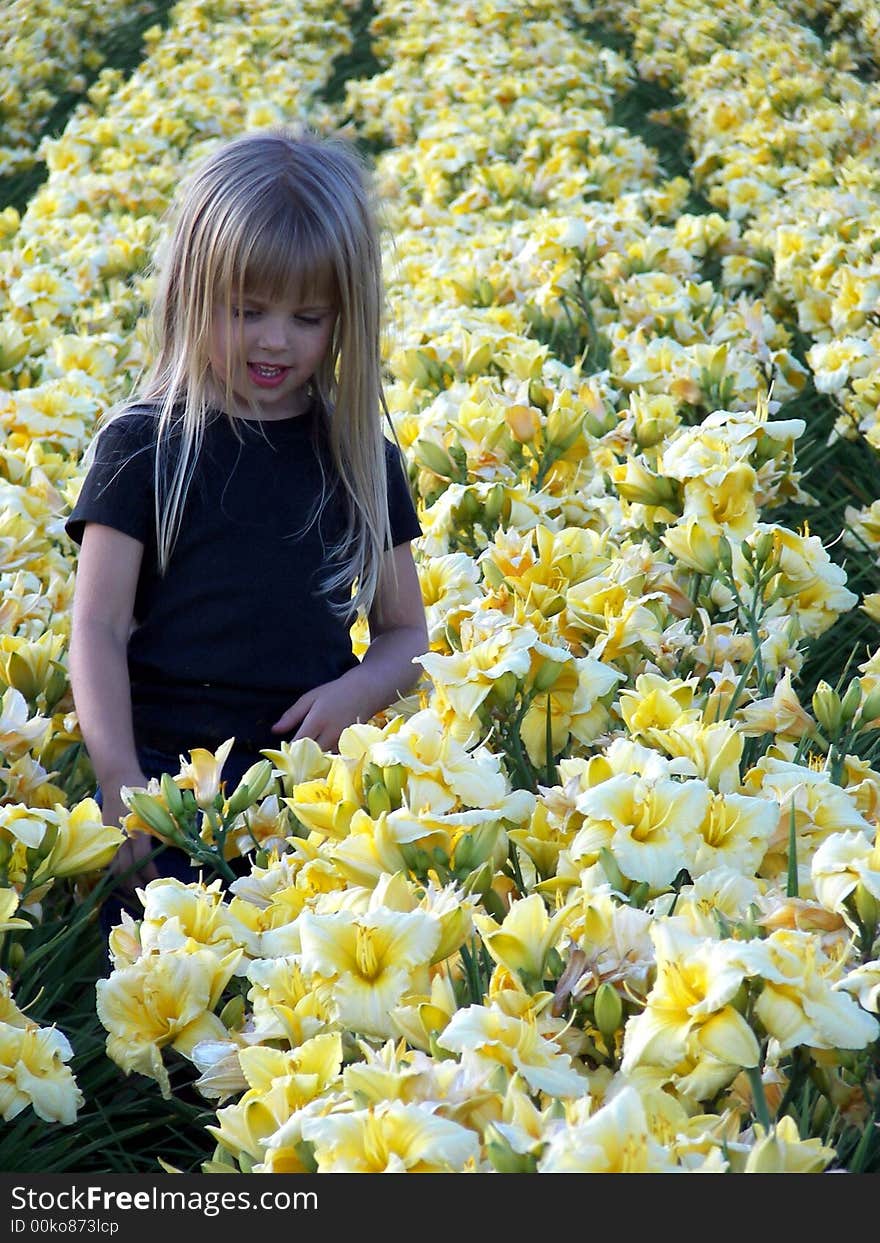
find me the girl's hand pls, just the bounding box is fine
[109,833,161,895]
[271,672,377,753]
[102,784,161,894]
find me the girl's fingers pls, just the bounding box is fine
[271,698,311,732]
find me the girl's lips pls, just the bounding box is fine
[247,362,291,388]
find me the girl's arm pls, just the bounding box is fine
[69,522,159,885]
[272,541,428,751]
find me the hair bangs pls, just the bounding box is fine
[230,194,340,309]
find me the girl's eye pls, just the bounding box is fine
[231,307,260,319]
[295,315,322,326]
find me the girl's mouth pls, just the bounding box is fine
[247,362,291,388]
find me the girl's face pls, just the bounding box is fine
[209,290,336,420]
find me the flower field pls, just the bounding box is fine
[1,0,880,1175]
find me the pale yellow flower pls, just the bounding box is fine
[96,945,242,1097]
[44,797,123,877]
[474,893,573,986]
[740,928,880,1053]
[176,737,235,807]
[742,1115,835,1173]
[575,773,710,889]
[297,907,441,1038]
[537,1085,679,1172]
[301,1099,480,1173]
[622,922,760,1085]
[0,1023,83,1124]
[438,1003,585,1097]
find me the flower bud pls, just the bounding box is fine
[854,883,880,938]
[486,1128,538,1174]
[753,530,775,567]
[382,764,405,806]
[123,791,182,840]
[505,404,542,444]
[533,658,566,693]
[160,772,186,820]
[462,859,493,897]
[840,678,862,726]
[455,489,480,523]
[367,782,392,818]
[628,881,650,908]
[594,981,623,1043]
[219,995,245,1030]
[415,439,459,480]
[483,483,506,524]
[858,685,880,727]
[598,847,628,894]
[812,681,842,737]
[487,670,518,709]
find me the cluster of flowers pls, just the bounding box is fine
[0,0,352,1128]
[586,0,880,527]
[791,0,880,68]
[0,0,152,179]
[86,0,880,1172]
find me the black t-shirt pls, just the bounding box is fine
[65,403,422,755]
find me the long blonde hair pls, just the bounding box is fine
[100,127,398,622]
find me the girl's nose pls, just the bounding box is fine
[256,314,291,350]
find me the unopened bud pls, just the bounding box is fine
[858,685,880,727]
[854,883,880,937]
[598,847,628,894]
[367,782,392,817]
[628,881,650,908]
[533,658,566,693]
[160,772,186,821]
[123,791,181,840]
[382,764,405,806]
[462,859,493,897]
[219,995,245,1030]
[812,681,842,737]
[487,670,518,709]
[483,483,506,524]
[840,678,862,726]
[593,981,623,1043]
[415,439,459,480]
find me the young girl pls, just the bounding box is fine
[65,128,428,901]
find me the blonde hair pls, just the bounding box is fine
[99,127,399,623]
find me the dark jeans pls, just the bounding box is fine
[96,743,262,964]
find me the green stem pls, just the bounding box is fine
[747,1064,772,1132]
[508,840,526,896]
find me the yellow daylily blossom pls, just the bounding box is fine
[301,1099,480,1173]
[537,1085,681,1173]
[739,929,880,1053]
[44,797,123,877]
[284,755,361,840]
[473,893,572,986]
[576,773,710,889]
[297,907,441,1039]
[95,945,242,1098]
[0,1023,83,1124]
[176,738,235,807]
[622,922,760,1084]
[439,1002,585,1097]
[742,1116,835,1174]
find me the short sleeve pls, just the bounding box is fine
[65,411,157,547]
[384,438,421,548]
